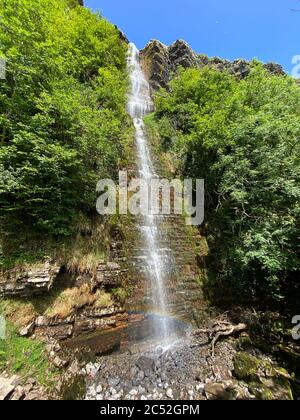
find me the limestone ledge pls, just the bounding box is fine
[0,260,60,298]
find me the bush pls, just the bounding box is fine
[154,65,300,301]
[0,0,128,239]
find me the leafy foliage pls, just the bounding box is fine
[154,65,300,301]
[0,0,128,240]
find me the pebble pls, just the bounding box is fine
[108,378,120,387]
[166,388,173,398]
[129,389,138,396]
[137,371,145,381]
[89,387,97,398]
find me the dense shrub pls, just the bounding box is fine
[0,0,128,238]
[154,65,300,301]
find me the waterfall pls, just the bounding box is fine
[127,43,173,343]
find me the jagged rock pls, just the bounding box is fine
[35,316,48,327]
[140,40,171,91]
[10,386,25,400]
[141,39,198,92]
[0,375,19,400]
[52,356,69,369]
[108,377,120,387]
[44,325,74,340]
[205,382,230,400]
[129,389,138,396]
[19,321,35,337]
[46,340,61,355]
[34,315,74,340]
[84,306,125,318]
[0,260,60,298]
[0,375,46,401]
[263,62,285,76]
[168,39,198,71]
[35,316,74,340]
[140,39,286,91]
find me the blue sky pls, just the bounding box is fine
[85,0,300,73]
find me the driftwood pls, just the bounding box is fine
[194,320,247,358]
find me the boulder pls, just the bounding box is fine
[204,381,243,400]
[136,355,155,372]
[0,375,20,400]
[233,352,261,381]
[233,352,293,400]
[19,321,35,337]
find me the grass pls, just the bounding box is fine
[45,285,115,319]
[0,284,116,325]
[0,322,58,387]
[94,290,113,309]
[111,287,129,304]
[0,299,37,328]
[45,284,94,319]
[0,216,107,274]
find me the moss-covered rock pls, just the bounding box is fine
[249,377,293,401]
[233,352,293,400]
[233,353,260,381]
[248,383,274,400]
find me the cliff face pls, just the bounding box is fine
[140,39,198,91]
[140,39,285,92]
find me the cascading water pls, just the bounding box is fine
[127,43,174,344]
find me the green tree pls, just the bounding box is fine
[0,0,128,240]
[154,64,300,301]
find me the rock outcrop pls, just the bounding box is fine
[114,26,129,44]
[0,375,46,400]
[140,39,285,92]
[141,40,171,91]
[168,39,198,71]
[141,39,198,91]
[0,260,60,298]
[233,352,293,400]
[96,261,127,288]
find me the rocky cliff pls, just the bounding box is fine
[140,39,285,92]
[140,39,197,91]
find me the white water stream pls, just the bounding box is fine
[127,43,174,343]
